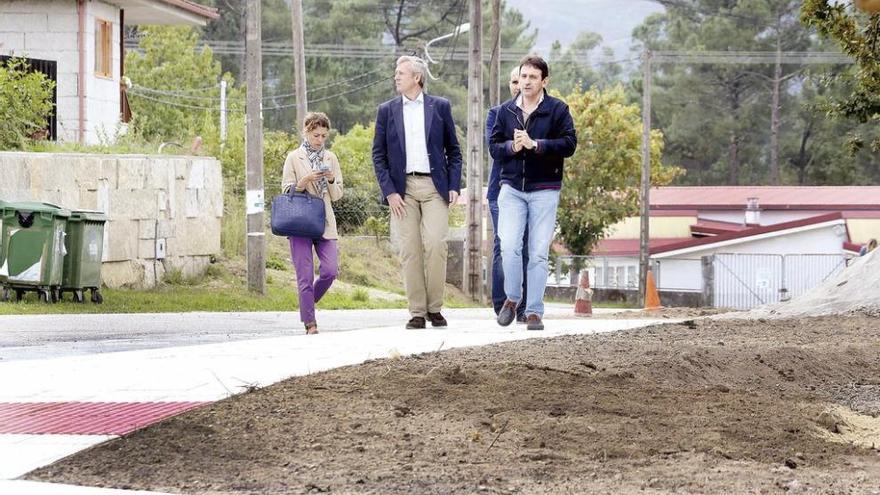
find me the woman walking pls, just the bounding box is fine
[281,112,344,334]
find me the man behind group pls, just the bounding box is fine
[490,55,577,331]
[486,66,528,322]
[372,56,463,329]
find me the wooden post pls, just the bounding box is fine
[489,0,501,108]
[290,0,308,127]
[638,49,652,307]
[466,0,484,302]
[246,0,266,294]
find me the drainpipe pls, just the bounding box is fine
[77,0,87,143]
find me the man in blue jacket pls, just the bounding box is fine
[487,66,528,322]
[490,55,577,330]
[372,56,462,330]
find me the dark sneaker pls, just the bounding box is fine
[406,317,426,329]
[526,314,544,331]
[497,299,518,327]
[427,312,448,327]
[516,314,528,324]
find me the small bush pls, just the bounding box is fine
[266,255,288,271]
[352,287,369,302]
[0,58,55,149]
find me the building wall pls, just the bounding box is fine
[846,218,880,244]
[604,216,696,239]
[0,152,223,287]
[700,210,824,226]
[0,0,122,144]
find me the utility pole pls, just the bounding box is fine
[290,0,308,127]
[219,79,227,145]
[769,17,783,185]
[465,0,484,302]
[489,0,501,108]
[638,49,652,307]
[245,0,266,294]
[485,0,501,300]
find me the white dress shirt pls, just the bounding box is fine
[402,92,431,174]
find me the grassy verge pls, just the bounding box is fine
[0,236,480,314]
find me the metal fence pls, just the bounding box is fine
[545,253,850,310]
[547,255,638,289]
[712,253,847,310]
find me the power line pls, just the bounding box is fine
[130,67,390,105]
[265,76,393,110]
[127,89,229,111]
[130,75,394,112]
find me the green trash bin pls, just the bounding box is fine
[0,199,8,288]
[0,201,70,303]
[61,210,107,304]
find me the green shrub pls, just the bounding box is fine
[0,58,55,149]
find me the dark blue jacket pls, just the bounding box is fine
[489,91,577,191]
[372,94,462,204]
[485,104,501,202]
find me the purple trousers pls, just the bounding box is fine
[289,237,338,325]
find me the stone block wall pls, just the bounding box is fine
[0,151,223,287]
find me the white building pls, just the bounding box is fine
[0,0,218,144]
[569,186,880,308]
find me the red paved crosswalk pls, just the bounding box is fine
[0,402,208,435]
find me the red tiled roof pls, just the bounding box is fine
[843,241,863,253]
[592,238,691,256]
[651,186,880,210]
[156,0,219,20]
[651,212,846,256]
[690,219,750,236]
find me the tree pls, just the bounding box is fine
[0,58,55,149]
[125,26,241,141]
[802,0,880,150]
[556,86,683,256]
[632,0,811,185]
[548,31,604,96]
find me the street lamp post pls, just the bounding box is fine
[424,23,470,79]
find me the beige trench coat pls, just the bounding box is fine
[281,147,344,239]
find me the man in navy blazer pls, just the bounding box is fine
[372,55,462,329]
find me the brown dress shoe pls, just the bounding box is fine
[406,317,426,329]
[526,314,544,331]
[427,312,448,327]
[497,299,518,326]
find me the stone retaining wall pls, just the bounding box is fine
[0,152,223,288]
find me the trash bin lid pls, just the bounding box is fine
[7,201,71,218]
[69,210,108,222]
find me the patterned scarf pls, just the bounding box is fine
[302,139,328,197]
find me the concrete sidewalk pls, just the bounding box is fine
[0,305,673,494]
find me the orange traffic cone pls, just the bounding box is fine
[574,269,593,317]
[644,270,662,310]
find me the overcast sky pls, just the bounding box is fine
[504,0,665,58]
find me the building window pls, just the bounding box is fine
[627,266,637,288]
[95,19,113,78]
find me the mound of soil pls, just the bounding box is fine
[746,248,880,319]
[29,316,880,494]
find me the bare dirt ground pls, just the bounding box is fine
[28,313,880,494]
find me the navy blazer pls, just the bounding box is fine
[372,93,462,204]
[485,105,501,202]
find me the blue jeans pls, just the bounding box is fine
[497,185,560,317]
[489,199,527,317]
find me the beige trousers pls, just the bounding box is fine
[391,175,449,317]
